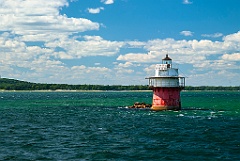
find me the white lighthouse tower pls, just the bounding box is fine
[147,54,185,110]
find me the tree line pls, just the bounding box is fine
[0,78,149,90]
[0,78,239,91]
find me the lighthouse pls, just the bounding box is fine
[147,54,185,111]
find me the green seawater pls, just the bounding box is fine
[0,91,239,160]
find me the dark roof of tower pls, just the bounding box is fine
[162,54,172,60]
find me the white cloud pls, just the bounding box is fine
[0,1,239,86]
[201,33,223,38]
[118,31,240,75]
[187,70,239,86]
[72,65,111,74]
[222,53,240,61]
[0,0,239,87]
[118,62,134,68]
[46,35,124,59]
[0,1,120,84]
[223,31,240,42]
[183,0,192,4]
[126,41,146,48]
[101,0,114,5]
[113,61,137,75]
[71,65,87,70]
[117,51,159,63]
[0,0,99,41]
[86,66,111,73]
[1,28,240,85]
[116,68,134,74]
[69,65,113,84]
[88,7,104,14]
[180,31,194,36]
[144,64,155,75]
[119,30,240,86]
[52,29,238,85]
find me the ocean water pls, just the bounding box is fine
[0,91,239,160]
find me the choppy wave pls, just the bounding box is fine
[0,91,239,160]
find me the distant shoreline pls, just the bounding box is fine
[0,89,239,92]
[0,78,239,91]
[0,89,152,92]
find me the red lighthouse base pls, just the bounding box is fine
[151,87,182,111]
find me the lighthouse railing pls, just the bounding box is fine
[179,77,185,87]
[147,77,185,88]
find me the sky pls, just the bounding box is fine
[0,0,239,86]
